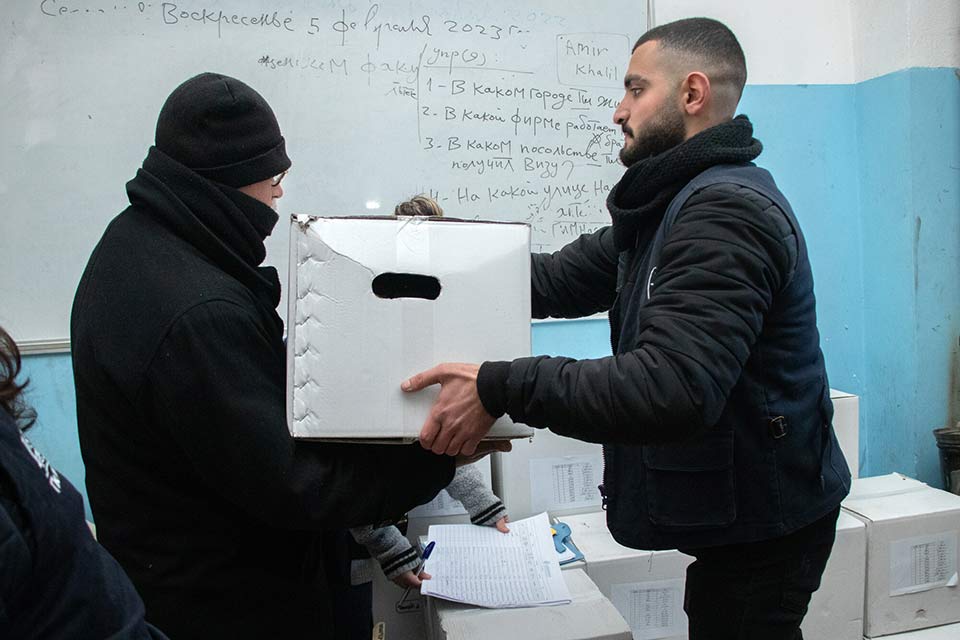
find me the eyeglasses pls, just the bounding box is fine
[272,170,289,188]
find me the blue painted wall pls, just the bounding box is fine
[741,82,865,401]
[16,67,960,519]
[857,67,960,483]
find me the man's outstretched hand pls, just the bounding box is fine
[402,363,497,456]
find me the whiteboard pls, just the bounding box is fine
[0,0,645,344]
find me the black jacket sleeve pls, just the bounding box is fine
[530,226,619,319]
[478,185,795,444]
[141,301,455,529]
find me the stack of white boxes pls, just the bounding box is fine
[842,474,960,638]
[565,508,869,640]
[425,568,632,640]
[566,511,693,640]
[492,428,604,521]
[485,389,861,640]
[831,389,861,478]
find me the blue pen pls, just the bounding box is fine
[400,540,436,602]
[415,541,436,580]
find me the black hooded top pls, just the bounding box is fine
[0,408,168,639]
[71,148,453,639]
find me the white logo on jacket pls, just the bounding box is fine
[646,266,657,300]
[20,433,62,493]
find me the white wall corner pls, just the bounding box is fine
[907,0,960,72]
[853,0,960,83]
[654,0,857,84]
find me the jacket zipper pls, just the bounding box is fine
[600,244,641,513]
[599,296,620,512]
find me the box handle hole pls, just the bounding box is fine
[372,273,441,300]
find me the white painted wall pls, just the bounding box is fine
[653,0,856,84]
[652,0,959,85]
[852,0,960,83]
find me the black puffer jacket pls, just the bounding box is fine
[478,159,849,550]
[71,147,454,639]
[0,409,169,639]
[479,179,793,442]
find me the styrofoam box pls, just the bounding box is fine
[866,622,960,638]
[566,510,692,640]
[832,389,860,478]
[802,509,867,640]
[492,429,605,521]
[286,215,534,442]
[426,568,632,640]
[371,460,493,640]
[842,474,960,637]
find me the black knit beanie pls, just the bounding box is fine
[154,72,291,188]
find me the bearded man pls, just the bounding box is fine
[402,17,851,640]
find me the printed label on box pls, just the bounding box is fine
[889,531,959,596]
[409,489,467,518]
[610,578,687,640]
[529,454,603,513]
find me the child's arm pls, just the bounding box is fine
[349,525,421,586]
[445,464,508,528]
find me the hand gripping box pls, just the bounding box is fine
[801,509,867,640]
[567,510,693,640]
[425,568,632,640]
[286,215,534,442]
[842,474,960,637]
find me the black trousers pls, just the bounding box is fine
[324,530,374,640]
[682,507,840,640]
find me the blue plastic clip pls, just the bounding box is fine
[551,522,584,565]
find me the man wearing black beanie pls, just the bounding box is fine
[71,73,456,640]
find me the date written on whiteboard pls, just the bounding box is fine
[40,1,528,47]
[319,3,529,49]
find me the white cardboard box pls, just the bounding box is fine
[371,460,494,640]
[866,622,960,638]
[832,389,860,478]
[286,216,534,442]
[845,473,928,501]
[802,509,867,640]
[492,430,605,521]
[566,510,692,640]
[842,474,960,637]
[426,568,632,640]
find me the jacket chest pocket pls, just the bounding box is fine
[643,430,737,529]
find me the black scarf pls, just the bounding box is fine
[126,147,283,320]
[607,115,763,251]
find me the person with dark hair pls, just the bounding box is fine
[0,326,168,639]
[70,72,469,639]
[402,17,850,639]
